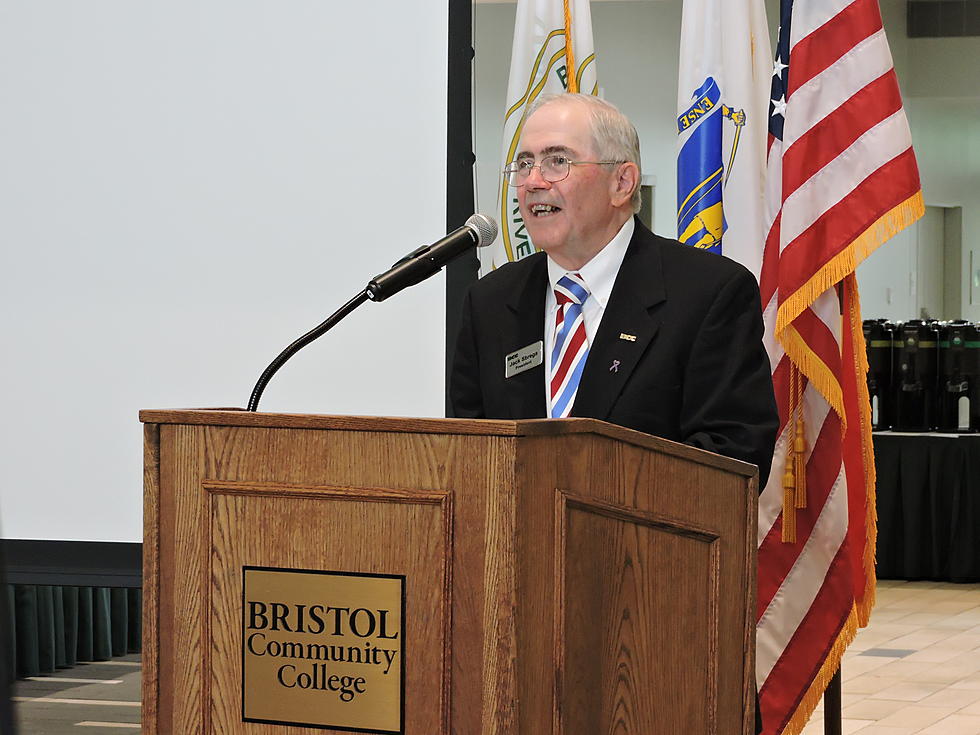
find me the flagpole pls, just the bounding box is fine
[562,0,577,92]
[823,669,841,735]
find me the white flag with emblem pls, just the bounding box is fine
[676,0,770,278]
[486,0,599,272]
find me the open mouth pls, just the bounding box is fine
[529,203,562,217]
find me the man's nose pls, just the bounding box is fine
[524,165,551,189]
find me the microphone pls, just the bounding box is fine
[365,213,497,302]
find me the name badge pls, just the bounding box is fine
[505,341,543,378]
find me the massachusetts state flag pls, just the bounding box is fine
[676,0,771,276]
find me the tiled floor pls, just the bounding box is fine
[9,581,980,733]
[802,580,980,735]
[12,655,140,734]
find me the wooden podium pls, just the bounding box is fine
[140,409,758,734]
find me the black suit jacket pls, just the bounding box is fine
[450,219,779,486]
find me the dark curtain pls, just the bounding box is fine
[0,554,17,734]
[3,585,141,681]
[875,434,980,582]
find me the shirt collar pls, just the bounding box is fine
[546,217,634,309]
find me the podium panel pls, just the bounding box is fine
[209,486,447,732]
[561,500,717,734]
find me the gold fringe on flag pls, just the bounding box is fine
[843,274,879,627]
[563,0,578,92]
[780,323,846,429]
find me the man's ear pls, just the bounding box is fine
[610,162,640,208]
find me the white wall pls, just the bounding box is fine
[866,1,980,321]
[0,1,449,542]
[475,0,980,322]
[857,225,918,321]
[903,98,980,319]
[857,207,948,321]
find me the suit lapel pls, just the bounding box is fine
[572,224,667,421]
[502,254,549,418]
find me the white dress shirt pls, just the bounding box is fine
[544,217,634,415]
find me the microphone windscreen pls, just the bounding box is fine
[466,213,497,247]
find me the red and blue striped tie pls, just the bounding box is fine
[550,273,590,418]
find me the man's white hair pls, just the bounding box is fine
[524,93,642,213]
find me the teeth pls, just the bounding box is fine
[531,204,559,215]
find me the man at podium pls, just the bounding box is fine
[450,93,778,486]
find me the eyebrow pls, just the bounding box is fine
[515,144,576,160]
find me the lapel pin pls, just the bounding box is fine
[609,359,620,373]
[619,333,637,342]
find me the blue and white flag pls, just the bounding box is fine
[676,0,771,278]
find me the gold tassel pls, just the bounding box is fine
[782,364,808,540]
[782,460,797,543]
[782,365,799,542]
[794,405,807,509]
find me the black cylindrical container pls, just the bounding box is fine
[937,320,980,432]
[889,320,903,430]
[864,319,895,429]
[893,319,939,431]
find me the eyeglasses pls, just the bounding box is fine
[502,154,623,187]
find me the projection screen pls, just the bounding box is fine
[0,1,450,542]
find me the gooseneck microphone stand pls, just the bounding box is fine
[246,290,370,412]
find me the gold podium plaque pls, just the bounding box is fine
[242,566,404,733]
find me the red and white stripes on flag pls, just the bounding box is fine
[756,1,923,733]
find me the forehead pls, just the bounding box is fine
[516,102,594,159]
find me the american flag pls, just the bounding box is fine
[756,0,923,733]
